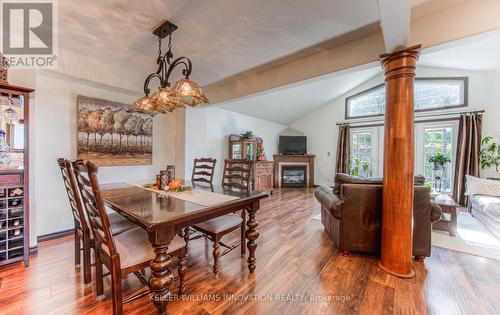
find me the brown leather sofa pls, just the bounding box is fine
[314,173,442,260]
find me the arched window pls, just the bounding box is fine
[345,77,468,119]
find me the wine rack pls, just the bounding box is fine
[0,82,32,268]
[0,171,27,266]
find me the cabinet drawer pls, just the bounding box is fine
[255,162,274,169]
[0,174,22,186]
[255,168,272,175]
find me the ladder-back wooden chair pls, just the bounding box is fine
[57,158,135,285]
[72,160,189,315]
[192,159,254,277]
[221,159,253,191]
[191,158,216,187]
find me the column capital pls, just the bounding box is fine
[380,44,422,81]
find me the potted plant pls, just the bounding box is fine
[428,152,451,170]
[240,130,254,139]
[427,152,451,192]
[479,136,500,178]
[348,157,372,177]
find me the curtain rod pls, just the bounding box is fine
[336,109,485,126]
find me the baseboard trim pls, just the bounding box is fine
[37,228,75,243]
[29,246,38,255]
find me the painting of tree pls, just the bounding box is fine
[77,95,153,166]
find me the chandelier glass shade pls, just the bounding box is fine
[131,95,158,116]
[171,78,209,107]
[131,20,209,116]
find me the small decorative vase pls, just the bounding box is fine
[0,130,11,166]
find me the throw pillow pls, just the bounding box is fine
[465,175,500,197]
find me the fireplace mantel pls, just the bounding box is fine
[273,154,315,188]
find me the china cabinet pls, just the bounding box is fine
[0,82,33,267]
[228,134,273,192]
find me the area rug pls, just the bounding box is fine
[432,212,500,261]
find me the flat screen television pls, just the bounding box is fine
[279,136,307,155]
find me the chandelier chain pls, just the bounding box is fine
[157,36,162,57]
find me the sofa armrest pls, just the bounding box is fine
[430,201,443,222]
[314,186,343,219]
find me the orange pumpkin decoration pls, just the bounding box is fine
[167,178,181,190]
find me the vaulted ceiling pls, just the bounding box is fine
[420,29,500,71]
[58,0,426,86]
[59,0,492,126]
[217,66,381,125]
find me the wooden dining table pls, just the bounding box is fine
[101,181,269,314]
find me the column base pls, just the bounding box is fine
[378,261,415,279]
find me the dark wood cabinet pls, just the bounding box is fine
[255,161,274,191]
[0,83,33,268]
[228,135,274,192]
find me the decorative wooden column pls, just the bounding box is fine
[378,45,421,278]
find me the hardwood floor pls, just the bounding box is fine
[1,188,499,314]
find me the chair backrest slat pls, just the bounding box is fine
[72,160,117,256]
[192,158,216,185]
[57,158,88,234]
[222,159,253,191]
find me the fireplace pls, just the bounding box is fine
[281,165,307,188]
[273,154,315,188]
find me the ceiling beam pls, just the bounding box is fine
[377,0,411,53]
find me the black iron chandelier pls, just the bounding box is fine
[131,20,209,116]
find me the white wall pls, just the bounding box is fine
[185,107,287,183]
[9,61,185,246]
[8,47,285,246]
[290,66,500,185]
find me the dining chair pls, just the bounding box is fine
[72,160,189,315]
[192,159,253,277]
[57,158,136,285]
[191,158,216,186]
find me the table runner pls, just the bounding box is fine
[127,181,240,207]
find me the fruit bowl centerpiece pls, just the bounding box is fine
[143,178,192,193]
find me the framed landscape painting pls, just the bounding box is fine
[77,95,153,166]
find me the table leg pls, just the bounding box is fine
[450,206,457,237]
[245,203,259,272]
[148,229,175,315]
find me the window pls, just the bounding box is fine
[414,78,467,111]
[350,128,382,177]
[424,127,453,191]
[345,84,385,119]
[415,122,458,193]
[345,77,468,119]
[349,122,457,192]
[10,123,24,150]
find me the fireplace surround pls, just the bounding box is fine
[273,154,315,188]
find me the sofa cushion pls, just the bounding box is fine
[333,174,425,193]
[333,174,382,194]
